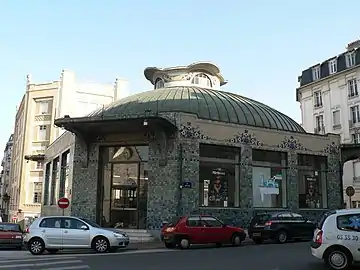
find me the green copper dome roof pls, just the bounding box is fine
[88,86,305,133]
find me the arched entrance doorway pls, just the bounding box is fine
[341,144,360,208]
[97,145,149,229]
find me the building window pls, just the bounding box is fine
[37,101,49,114]
[33,182,42,204]
[298,154,327,209]
[348,79,358,98]
[252,150,287,208]
[154,78,164,89]
[50,157,59,205]
[315,115,324,133]
[192,74,212,88]
[350,105,360,124]
[59,150,70,198]
[346,52,356,68]
[332,110,341,129]
[352,133,360,144]
[328,59,337,74]
[199,144,240,208]
[314,91,322,108]
[43,163,51,205]
[36,161,43,170]
[312,66,320,80]
[38,125,47,141]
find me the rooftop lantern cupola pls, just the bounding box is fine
[144,62,228,90]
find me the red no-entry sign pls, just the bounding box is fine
[57,197,70,209]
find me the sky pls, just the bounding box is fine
[0,0,359,163]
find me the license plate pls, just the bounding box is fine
[253,233,261,237]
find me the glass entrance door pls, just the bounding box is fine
[111,163,139,228]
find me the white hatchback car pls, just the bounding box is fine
[24,216,129,255]
[311,209,360,269]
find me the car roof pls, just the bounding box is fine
[335,208,360,215]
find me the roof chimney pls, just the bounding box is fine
[346,39,360,51]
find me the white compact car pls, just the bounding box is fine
[311,209,360,269]
[24,216,129,255]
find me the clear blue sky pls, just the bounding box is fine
[0,1,359,162]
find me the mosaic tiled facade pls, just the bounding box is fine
[52,62,342,230]
[65,114,342,229]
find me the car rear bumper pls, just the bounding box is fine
[248,229,276,239]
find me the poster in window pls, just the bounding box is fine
[208,168,228,207]
[305,176,321,208]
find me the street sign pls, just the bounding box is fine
[346,186,355,197]
[57,197,70,209]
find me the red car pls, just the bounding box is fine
[0,222,23,250]
[161,215,246,249]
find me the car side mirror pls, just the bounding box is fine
[80,225,88,230]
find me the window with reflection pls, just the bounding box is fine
[252,149,287,208]
[154,78,164,89]
[192,74,212,88]
[298,154,327,209]
[199,144,240,208]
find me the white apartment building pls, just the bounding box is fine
[9,70,129,221]
[0,134,13,221]
[296,39,360,206]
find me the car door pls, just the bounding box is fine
[184,216,206,244]
[200,216,227,243]
[38,217,63,247]
[61,218,91,248]
[277,213,297,237]
[335,213,360,261]
[291,213,315,238]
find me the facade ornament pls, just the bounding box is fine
[323,142,340,154]
[278,136,305,150]
[179,122,209,139]
[229,130,263,146]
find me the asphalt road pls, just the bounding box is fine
[0,241,332,270]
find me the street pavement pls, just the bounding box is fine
[0,241,332,270]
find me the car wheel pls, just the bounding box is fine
[231,234,242,246]
[28,238,45,255]
[276,230,288,244]
[92,236,109,253]
[253,237,263,244]
[47,249,59,254]
[164,242,175,249]
[179,238,190,249]
[324,248,351,270]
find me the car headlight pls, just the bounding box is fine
[113,232,125,238]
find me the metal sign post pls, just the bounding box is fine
[346,186,355,208]
[57,197,70,215]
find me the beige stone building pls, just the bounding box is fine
[9,71,129,221]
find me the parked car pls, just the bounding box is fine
[24,216,129,255]
[161,215,246,249]
[311,209,360,270]
[248,212,316,244]
[0,222,23,250]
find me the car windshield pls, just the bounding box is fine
[79,218,101,228]
[0,223,21,232]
